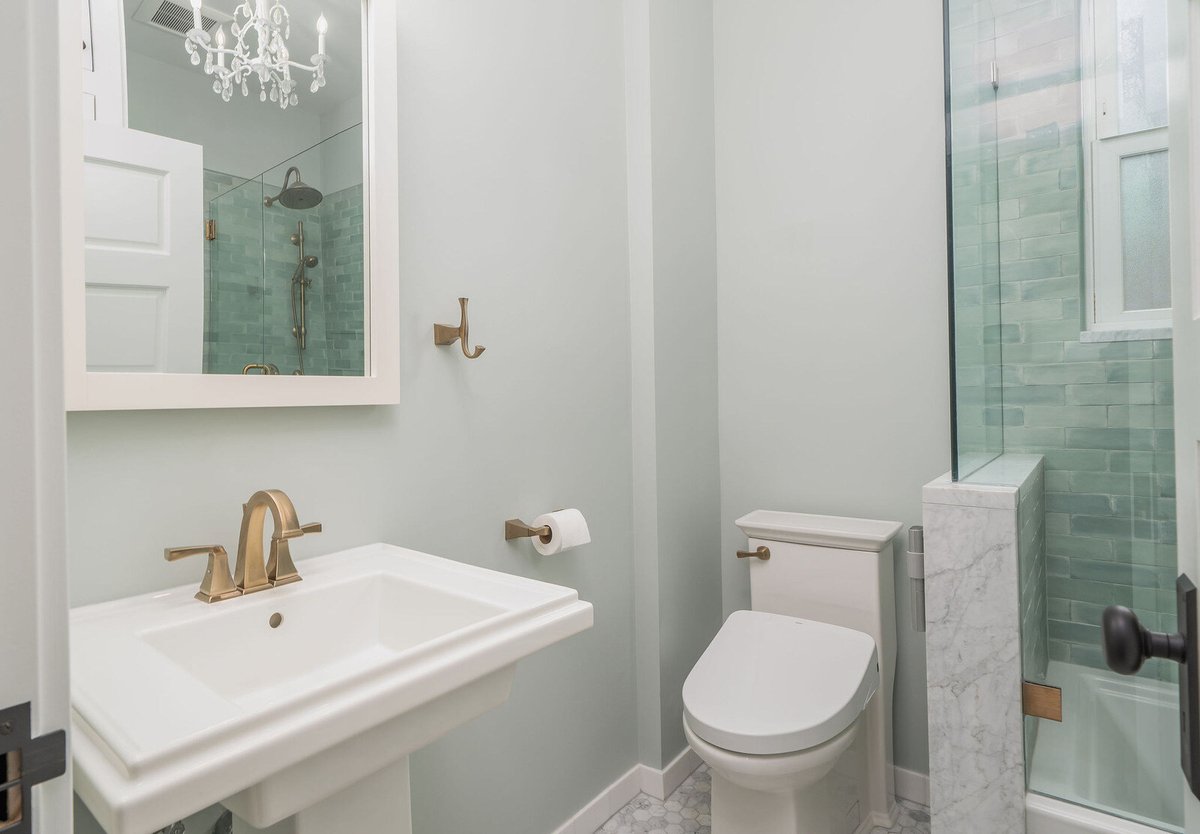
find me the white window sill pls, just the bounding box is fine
[1080,326,1173,343]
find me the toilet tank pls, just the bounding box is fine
[737,510,901,635]
[737,509,902,720]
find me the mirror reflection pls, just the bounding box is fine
[83,0,366,377]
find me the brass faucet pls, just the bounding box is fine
[165,489,321,603]
[236,489,322,592]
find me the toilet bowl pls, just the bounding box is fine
[682,510,903,834]
[682,609,879,834]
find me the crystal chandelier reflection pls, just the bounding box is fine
[184,0,328,109]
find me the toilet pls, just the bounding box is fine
[682,510,902,834]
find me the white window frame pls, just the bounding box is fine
[1082,0,1174,338]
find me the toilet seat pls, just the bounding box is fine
[682,610,879,756]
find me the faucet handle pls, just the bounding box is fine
[165,545,241,604]
[267,522,320,587]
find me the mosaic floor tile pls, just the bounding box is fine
[595,765,930,834]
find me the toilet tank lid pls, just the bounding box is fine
[735,510,902,552]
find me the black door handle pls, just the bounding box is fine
[1102,575,1200,800]
[1102,605,1186,674]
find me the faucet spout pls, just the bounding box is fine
[235,489,305,594]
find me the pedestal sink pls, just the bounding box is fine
[70,544,594,833]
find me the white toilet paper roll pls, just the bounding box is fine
[531,509,591,556]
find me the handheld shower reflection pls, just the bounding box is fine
[264,166,324,209]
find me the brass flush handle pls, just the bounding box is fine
[736,546,771,561]
[434,297,486,359]
[165,545,241,603]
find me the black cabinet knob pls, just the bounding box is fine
[1102,605,1186,675]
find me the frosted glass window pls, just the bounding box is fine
[1116,0,1169,134]
[1120,150,1171,311]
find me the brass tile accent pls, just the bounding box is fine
[1022,681,1063,722]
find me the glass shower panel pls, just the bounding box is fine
[204,125,365,377]
[941,0,1182,829]
[262,124,366,377]
[206,174,267,374]
[947,2,1004,480]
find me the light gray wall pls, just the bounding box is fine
[712,0,950,775]
[68,2,639,833]
[626,0,724,770]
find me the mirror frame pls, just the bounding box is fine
[60,0,400,411]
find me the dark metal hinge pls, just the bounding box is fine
[0,703,66,833]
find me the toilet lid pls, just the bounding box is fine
[682,610,879,755]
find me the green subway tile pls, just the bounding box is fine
[1001,300,1064,322]
[1021,363,1105,385]
[1045,470,1070,492]
[1046,534,1113,560]
[1154,340,1173,358]
[1041,449,1109,470]
[1000,212,1063,241]
[1068,644,1109,670]
[1049,618,1101,645]
[1069,600,1106,626]
[1107,406,1169,429]
[1023,319,1086,343]
[1109,495,1154,521]
[1008,169,1065,197]
[1071,558,1174,588]
[1105,361,1156,383]
[1048,598,1071,620]
[1066,383,1155,405]
[1019,276,1080,301]
[1004,426,1066,447]
[1003,342,1065,363]
[1064,341,1154,361]
[1049,641,1070,661]
[1108,451,1174,474]
[1068,470,1152,495]
[1021,233,1078,259]
[1045,512,1071,535]
[1048,576,1122,605]
[1004,385,1066,405]
[1070,515,1152,540]
[1065,428,1156,451]
[1019,190,1079,215]
[1045,492,1112,515]
[1022,406,1107,427]
[1155,383,1174,405]
[1046,554,1070,577]
[1000,256,1064,282]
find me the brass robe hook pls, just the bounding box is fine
[434,297,486,359]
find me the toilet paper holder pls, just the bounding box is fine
[505,518,553,543]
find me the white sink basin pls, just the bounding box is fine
[71,544,594,834]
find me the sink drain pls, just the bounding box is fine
[269,612,283,629]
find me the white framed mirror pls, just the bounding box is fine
[62,0,399,410]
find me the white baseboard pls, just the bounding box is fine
[893,765,930,807]
[551,746,701,834]
[639,746,703,800]
[551,765,642,834]
[552,753,931,834]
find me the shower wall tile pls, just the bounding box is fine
[923,453,1043,834]
[975,0,1179,680]
[202,168,364,376]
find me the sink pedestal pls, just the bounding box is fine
[231,759,412,834]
